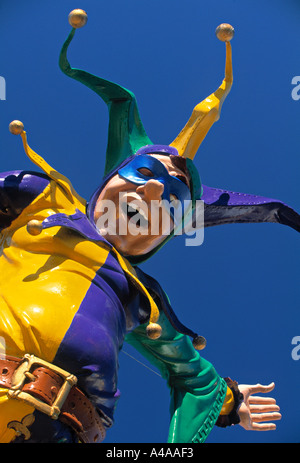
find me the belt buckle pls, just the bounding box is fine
[7,354,77,420]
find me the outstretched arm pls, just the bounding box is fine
[126,311,228,443]
[126,268,282,442]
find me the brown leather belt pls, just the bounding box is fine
[0,354,106,443]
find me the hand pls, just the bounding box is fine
[237,382,281,430]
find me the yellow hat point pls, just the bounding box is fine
[192,335,207,350]
[9,120,24,135]
[146,323,162,340]
[68,9,88,29]
[215,23,235,42]
[26,219,43,236]
[170,25,233,160]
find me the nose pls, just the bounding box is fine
[136,179,164,201]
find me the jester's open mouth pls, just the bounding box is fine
[122,201,149,229]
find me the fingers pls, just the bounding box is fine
[251,412,282,422]
[252,422,277,431]
[248,396,277,405]
[250,405,281,431]
[249,403,280,413]
[245,410,282,431]
[248,382,275,395]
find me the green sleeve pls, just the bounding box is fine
[125,311,227,443]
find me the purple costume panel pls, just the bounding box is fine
[0,170,50,230]
[201,185,300,232]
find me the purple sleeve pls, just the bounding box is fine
[0,170,50,230]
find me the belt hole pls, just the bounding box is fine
[2,368,8,375]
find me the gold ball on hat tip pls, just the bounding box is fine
[9,120,24,135]
[27,220,43,236]
[146,323,162,340]
[215,23,235,42]
[68,9,88,28]
[192,335,207,350]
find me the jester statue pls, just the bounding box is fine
[0,10,298,444]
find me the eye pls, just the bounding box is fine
[170,194,178,202]
[137,167,154,177]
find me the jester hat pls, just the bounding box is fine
[57,12,299,261]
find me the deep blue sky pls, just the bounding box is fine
[1,0,299,443]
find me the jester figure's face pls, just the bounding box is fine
[93,154,192,256]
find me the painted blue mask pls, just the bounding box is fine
[118,154,192,225]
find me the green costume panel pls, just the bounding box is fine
[126,312,227,443]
